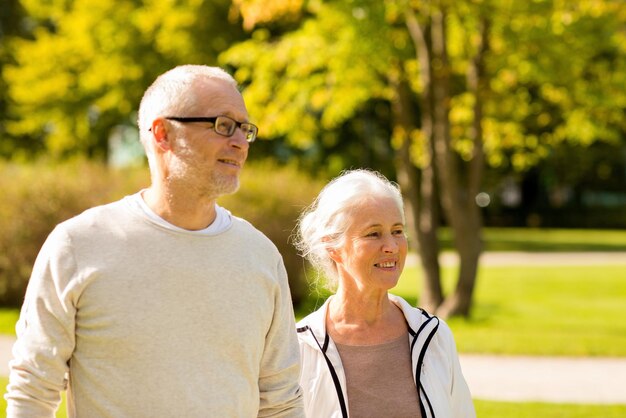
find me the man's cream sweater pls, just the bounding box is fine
[6,197,303,417]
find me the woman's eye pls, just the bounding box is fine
[392,229,404,235]
[366,232,380,238]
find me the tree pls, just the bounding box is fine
[3,0,248,159]
[223,0,626,317]
[0,0,30,158]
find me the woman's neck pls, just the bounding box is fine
[327,289,407,345]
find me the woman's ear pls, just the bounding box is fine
[327,247,341,263]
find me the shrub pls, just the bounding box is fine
[0,159,322,307]
[0,159,150,306]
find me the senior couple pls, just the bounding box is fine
[5,65,475,418]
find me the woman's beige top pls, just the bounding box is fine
[335,334,422,418]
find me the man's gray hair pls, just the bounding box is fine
[137,65,238,153]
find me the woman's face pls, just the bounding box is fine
[331,196,408,293]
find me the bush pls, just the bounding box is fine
[0,159,150,306]
[0,159,323,307]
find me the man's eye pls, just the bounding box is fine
[217,120,233,130]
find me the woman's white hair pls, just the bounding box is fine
[293,169,404,290]
[136,65,238,175]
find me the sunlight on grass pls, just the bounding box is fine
[394,264,626,356]
[439,227,626,252]
[474,399,626,417]
[0,309,19,336]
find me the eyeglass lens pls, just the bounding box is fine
[215,116,257,142]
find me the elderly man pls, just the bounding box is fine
[6,65,304,417]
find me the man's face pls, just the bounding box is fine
[165,78,251,198]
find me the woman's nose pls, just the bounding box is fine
[382,236,399,253]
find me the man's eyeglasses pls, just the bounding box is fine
[165,116,258,143]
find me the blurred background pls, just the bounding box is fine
[0,0,625,416]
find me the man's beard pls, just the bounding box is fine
[168,153,241,199]
[207,170,240,197]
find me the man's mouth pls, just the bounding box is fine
[218,158,240,167]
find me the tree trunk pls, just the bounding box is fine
[430,8,488,318]
[404,2,489,317]
[402,8,443,312]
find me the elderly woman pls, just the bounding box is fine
[294,169,475,418]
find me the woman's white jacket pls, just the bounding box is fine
[296,294,476,418]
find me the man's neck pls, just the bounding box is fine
[141,186,217,231]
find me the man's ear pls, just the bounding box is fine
[151,118,171,152]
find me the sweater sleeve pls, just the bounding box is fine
[5,227,79,418]
[257,258,304,417]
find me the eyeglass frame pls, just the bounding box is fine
[164,115,258,143]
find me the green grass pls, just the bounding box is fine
[393,264,626,356]
[474,399,626,417]
[440,227,626,252]
[0,310,18,336]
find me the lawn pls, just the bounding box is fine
[474,399,626,417]
[440,227,626,252]
[0,310,18,336]
[392,263,626,356]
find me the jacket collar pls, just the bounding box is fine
[296,293,434,349]
[296,296,332,350]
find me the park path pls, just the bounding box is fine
[460,354,626,404]
[1,252,625,404]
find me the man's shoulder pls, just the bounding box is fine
[56,198,131,233]
[230,215,274,242]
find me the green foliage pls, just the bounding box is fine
[226,0,626,172]
[484,0,626,170]
[221,0,398,172]
[2,0,247,159]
